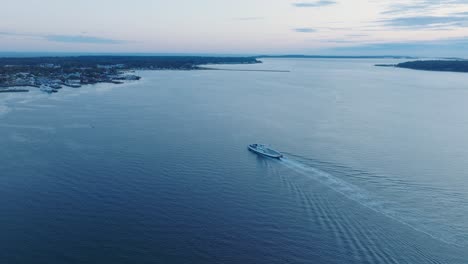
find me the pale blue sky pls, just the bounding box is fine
[1,0,467,56]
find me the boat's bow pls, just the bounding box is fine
[248,144,283,159]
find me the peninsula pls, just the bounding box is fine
[376,60,468,73]
[0,56,260,93]
[396,60,468,73]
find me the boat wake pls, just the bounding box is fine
[278,155,463,248]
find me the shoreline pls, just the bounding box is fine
[0,88,29,93]
[376,60,468,73]
[0,56,261,94]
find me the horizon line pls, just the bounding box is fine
[0,51,464,60]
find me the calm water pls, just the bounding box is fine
[1,59,468,263]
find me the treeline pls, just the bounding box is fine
[396,60,468,73]
[0,56,260,69]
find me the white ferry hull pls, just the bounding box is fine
[248,144,283,159]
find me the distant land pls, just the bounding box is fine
[0,56,259,93]
[3,55,468,95]
[0,53,421,59]
[258,55,417,59]
[376,60,468,73]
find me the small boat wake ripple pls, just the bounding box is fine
[278,155,462,248]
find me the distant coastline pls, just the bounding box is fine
[376,60,468,73]
[0,56,260,93]
[258,55,417,59]
[3,55,468,95]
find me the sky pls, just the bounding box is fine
[1,0,468,56]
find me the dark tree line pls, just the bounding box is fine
[0,56,260,69]
[397,60,468,73]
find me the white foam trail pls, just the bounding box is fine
[281,158,379,208]
[279,156,459,247]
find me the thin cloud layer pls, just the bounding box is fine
[382,0,468,14]
[45,35,124,44]
[0,31,125,45]
[294,28,317,33]
[380,14,468,28]
[323,37,468,56]
[378,1,468,31]
[293,1,336,7]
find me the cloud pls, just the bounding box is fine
[381,3,432,15]
[293,1,336,8]
[320,37,468,57]
[380,14,468,28]
[382,0,468,15]
[377,1,468,31]
[0,31,125,44]
[293,28,317,33]
[45,35,124,44]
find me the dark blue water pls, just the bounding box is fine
[1,59,468,263]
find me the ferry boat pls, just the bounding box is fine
[248,144,283,159]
